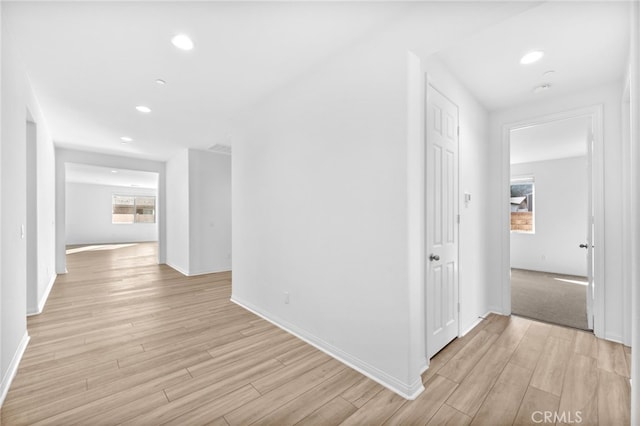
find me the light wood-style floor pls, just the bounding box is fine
[1,243,631,425]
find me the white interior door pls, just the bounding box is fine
[426,83,459,359]
[586,125,594,330]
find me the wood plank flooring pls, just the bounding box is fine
[0,243,631,425]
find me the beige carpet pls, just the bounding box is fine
[511,268,589,330]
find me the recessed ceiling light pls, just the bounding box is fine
[171,34,194,51]
[543,70,555,78]
[136,105,152,113]
[533,83,551,94]
[111,170,118,174]
[520,50,544,65]
[120,136,133,143]
[155,79,166,85]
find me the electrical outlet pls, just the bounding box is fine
[284,292,290,304]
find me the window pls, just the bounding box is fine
[134,196,156,223]
[112,195,156,224]
[510,177,534,233]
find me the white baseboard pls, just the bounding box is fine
[166,262,230,277]
[488,305,507,316]
[40,273,57,312]
[231,296,424,400]
[166,262,190,276]
[0,332,30,408]
[186,268,231,277]
[460,316,485,337]
[459,310,501,337]
[485,310,506,319]
[27,273,57,316]
[604,333,624,344]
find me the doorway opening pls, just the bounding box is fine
[26,112,38,315]
[63,163,160,273]
[509,116,591,330]
[502,106,604,334]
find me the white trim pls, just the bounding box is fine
[27,273,57,316]
[500,105,605,338]
[419,360,429,375]
[621,80,632,347]
[186,268,231,277]
[630,3,640,424]
[231,296,425,400]
[603,333,624,345]
[406,51,427,401]
[460,312,491,337]
[166,262,230,277]
[487,305,506,315]
[165,262,190,276]
[0,332,30,408]
[460,310,504,337]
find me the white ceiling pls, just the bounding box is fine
[437,1,629,110]
[3,2,630,163]
[66,163,158,189]
[3,1,419,160]
[510,116,590,165]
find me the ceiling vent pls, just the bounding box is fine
[208,144,232,155]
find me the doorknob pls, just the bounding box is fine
[579,243,588,249]
[429,254,440,261]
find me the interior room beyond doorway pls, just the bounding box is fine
[509,116,592,330]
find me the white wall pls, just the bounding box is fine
[0,1,4,404]
[231,6,501,396]
[489,82,626,342]
[1,27,27,386]
[1,21,56,404]
[510,156,588,276]
[622,74,632,357]
[26,119,37,314]
[188,150,231,275]
[33,106,56,319]
[232,37,417,396]
[165,149,232,276]
[629,2,640,421]
[165,149,190,275]
[65,183,158,245]
[424,56,493,337]
[55,149,166,275]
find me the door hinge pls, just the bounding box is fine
[457,302,460,313]
[457,126,460,137]
[457,214,460,224]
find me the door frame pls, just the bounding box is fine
[55,150,167,275]
[26,113,39,315]
[425,80,461,359]
[500,105,604,336]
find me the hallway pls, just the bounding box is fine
[0,244,631,424]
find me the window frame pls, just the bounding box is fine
[510,176,535,234]
[112,194,156,224]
